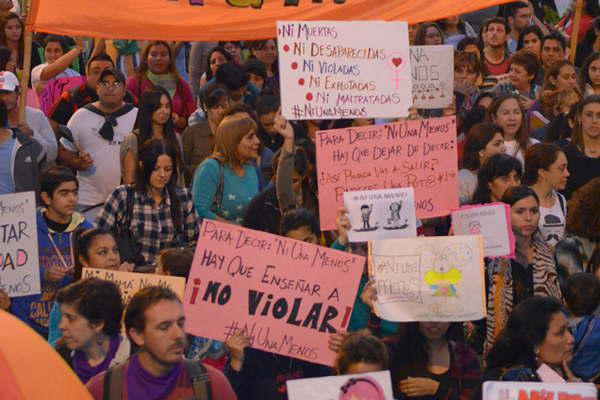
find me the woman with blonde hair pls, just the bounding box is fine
[192,113,261,225]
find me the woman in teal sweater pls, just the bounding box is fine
[193,113,262,225]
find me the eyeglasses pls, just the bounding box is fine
[99,81,123,89]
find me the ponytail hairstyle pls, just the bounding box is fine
[72,228,115,280]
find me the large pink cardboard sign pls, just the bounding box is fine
[184,220,365,366]
[316,116,458,230]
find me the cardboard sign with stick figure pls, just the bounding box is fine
[344,188,417,242]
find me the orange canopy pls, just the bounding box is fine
[0,310,93,399]
[28,0,513,41]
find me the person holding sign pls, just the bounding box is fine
[485,186,563,355]
[192,113,261,225]
[523,143,569,248]
[459,123,506,204]
[9,167,92,338]
[358,286,481,399]
[55,278,131,383]
[47,228,134,346]
[480,296,578,388]
[224,208,351,400]
[96,139,198,266]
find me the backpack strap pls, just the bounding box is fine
[184,359,212,400]
[102,362,127,400]
[210,159,225,218]
[557,192,566,217]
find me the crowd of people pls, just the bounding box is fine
[1,0,600,399]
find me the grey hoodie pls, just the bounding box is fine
[9,128,46,193]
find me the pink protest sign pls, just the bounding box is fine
[39,76,86,116]
[316,116,458,230]
[184,220,364,366]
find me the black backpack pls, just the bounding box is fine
[102,359,212,400]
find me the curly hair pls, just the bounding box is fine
[57,278,123,336]
[566,177,600,242]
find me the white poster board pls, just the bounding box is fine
[451,203,515,258]
[483,381,597,400]
[287,370,394,400]
[278,20,411,119]
[410,45,454,109]
[343,188,417,243]
[369,235,485,322]
[0,192,40,297]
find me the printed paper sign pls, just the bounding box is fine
[0,192,40,298]
[344,188,417,243]
[451,203,515,258]
[184,220,364,366]
[410,45,453,109]
[82,268,186,304]
[369,235,485,322]
[316,116,458,230]
[287,370,394,400]
[278,20,411,120]
[482,381,597,400]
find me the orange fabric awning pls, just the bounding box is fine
[27,0,513,41]
[0,311,93,399]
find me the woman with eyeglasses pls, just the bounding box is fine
[126,41,195,133]
[181,83,230,186]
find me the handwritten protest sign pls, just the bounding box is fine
[0,192,40,298]
[82,268,186,304]
[369,235,485,322]
[39,76,86,116]
[316,116,458,230]
[287,370,394,400]
[344,188,417,243]
[184,220,364,366]
[410,45,453,109]
[278,21,411,120]
[452,203,515,258]
[482,381,596,400]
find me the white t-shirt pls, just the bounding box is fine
[539,191,567,247]
[31,63,80,91]
[504,138,540,167]
[24,106,57,163]
[62,105,138,205]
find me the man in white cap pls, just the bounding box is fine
[60,67,137,221]
[0,70,57,163]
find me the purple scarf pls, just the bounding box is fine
[72,335,120,383]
